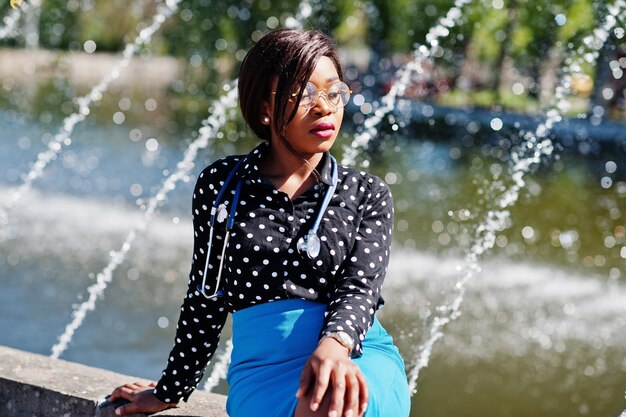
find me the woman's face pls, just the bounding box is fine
[267,56,345,157]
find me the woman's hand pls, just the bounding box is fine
[296,338,369,417]
[108,382,176,416]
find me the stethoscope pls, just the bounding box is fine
[196,154,338,299]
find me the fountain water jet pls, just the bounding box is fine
[202,339,233,392]
[50,0,322,360]
[405,0,625,393]
[0,0,182,233]
[50,83,239,359]
[342,0,473,167]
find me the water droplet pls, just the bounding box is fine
[605,161,617,173]
[555,14,567,26]
[83,40,96,54]
[146,138,159,152]
[490,118,503,131]
[112,111,125,125]
[158,317,169,328]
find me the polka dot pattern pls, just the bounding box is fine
[154,142,394,404]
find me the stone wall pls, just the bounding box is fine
[0,345,227,417]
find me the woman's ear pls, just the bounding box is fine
[260,100,272,125]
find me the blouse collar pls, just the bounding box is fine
[237,141,334,186]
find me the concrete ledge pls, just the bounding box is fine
[0,345,227,417]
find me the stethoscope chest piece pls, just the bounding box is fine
[216,204,228,223]
[298,232,321,259]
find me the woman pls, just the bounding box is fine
[109,28,410,417]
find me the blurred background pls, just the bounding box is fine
[1,1,625,416]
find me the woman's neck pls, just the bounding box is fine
[260,142,323,181]
[259,141,323,199]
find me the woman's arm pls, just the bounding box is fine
[320,177,393,357]
[298,177,394,417]
[109,163,232,414]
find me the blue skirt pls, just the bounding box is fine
[226,299,410,417]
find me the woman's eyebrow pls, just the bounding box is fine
[325,76,340,82]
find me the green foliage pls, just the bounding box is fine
[38,0,80,49]
[468,6,508,62]
[558,0,595,43]
[3,0,623,116]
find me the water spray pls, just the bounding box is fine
[0,0,182,230]
[202,339,233,392]
[50,83,238,358]
[342,0,474,167]
[406,1,625,393]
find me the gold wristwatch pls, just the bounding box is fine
[322,331,354,353]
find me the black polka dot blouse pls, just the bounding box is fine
[154,141,394,404]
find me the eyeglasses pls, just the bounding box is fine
[273,81,352,111]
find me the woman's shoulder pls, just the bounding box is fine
[197,154,245,184]
[336,163,390,195]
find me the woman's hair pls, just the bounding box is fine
[238,29,343,143]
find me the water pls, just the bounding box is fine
[1,1,625,414]
[403,0,626,393]
[342,0,472,167]
[0,0,182,225]
[1,104,624,415]
[49,82,239,359]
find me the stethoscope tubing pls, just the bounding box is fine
[309,156,337,237]
[197,155,337,299]
[197,157,246,299]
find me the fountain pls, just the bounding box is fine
[0,0,182,229]
[406,0,626,392]
[1,0,625,416]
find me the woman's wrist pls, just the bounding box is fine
[320,331,354,354]
[318,334,351,356]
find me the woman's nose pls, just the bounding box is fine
[312,93,335,115]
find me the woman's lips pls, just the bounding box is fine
[310,123,335,138]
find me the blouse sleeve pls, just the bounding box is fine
[153,166,230,403]
[319,178,394,358]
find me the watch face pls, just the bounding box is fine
[338,331,354,348]
[307,235,321,258]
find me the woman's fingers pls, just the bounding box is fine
[328,363,346,417]
[113,389,173,416]
[355,371,369,415]
[301,341,369,417]
[310,359,333,412]
[296,361,313,398]
[343,369,359,417]
[109,382,156,402]
[109,385,134,402]
[115,402,140,416]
